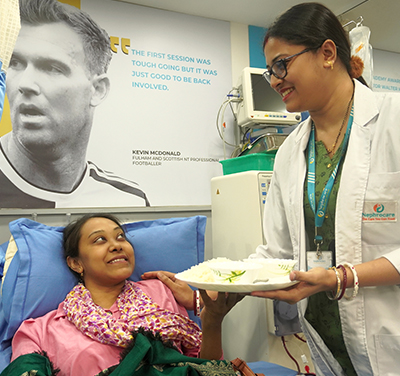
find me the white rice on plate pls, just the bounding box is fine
[178,257,232,283]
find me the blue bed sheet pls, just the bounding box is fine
[248,361,298,376]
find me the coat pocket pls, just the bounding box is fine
[374,334,400,376]
[362,172,400,245]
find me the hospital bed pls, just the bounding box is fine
[0,216,297,375]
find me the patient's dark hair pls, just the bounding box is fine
[63,214,125,277]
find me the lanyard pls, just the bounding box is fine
[307,105,354,258]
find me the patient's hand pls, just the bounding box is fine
[198,290,245,360]
[200,290,245,323]
[142,271,194,309]
[142,271,219,310]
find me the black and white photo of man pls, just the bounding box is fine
[0,0,150,208]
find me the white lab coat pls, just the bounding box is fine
[253,80,400,375]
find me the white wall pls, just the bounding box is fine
[372,48,400,92]
[230,22,250,86]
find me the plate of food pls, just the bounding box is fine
[175,258,298,293]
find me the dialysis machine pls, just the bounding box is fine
[210,66,308,366]
[211,171,271,362]
[211,170,301,364]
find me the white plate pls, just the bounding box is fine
[176,273,298,293]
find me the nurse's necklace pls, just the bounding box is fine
[325,91,354,155]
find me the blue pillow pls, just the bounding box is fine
[0,66,6,121]
[0,216,206,372]
[0,241,8,281]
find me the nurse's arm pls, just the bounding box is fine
[346,257,400,287]
[251,257,400,304]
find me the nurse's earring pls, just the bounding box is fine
[327,61,334,70]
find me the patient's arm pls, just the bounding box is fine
[11,319,43,361]
[199,290,245,359]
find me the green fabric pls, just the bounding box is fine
[0,353,55,376]
[304,141,357,376]
[2,332,236,376]
[106,331,236,376]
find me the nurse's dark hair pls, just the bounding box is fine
[18,0,112,75]
[63,213,126,261]
[263,2,367,85]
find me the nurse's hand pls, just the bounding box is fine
[251,267,337,304]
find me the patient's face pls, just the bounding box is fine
[75,217,135,288]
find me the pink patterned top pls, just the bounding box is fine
[11,279,201,376]
[63,281,202,350]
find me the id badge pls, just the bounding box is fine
[307,251,333,270]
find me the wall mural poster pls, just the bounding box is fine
[0,0,232,208]
[372,49,400,93]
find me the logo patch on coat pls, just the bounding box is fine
[362,201,397,222]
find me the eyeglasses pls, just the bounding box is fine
[263,48,312,84]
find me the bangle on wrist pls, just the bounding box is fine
[337,264,347,300]
[326,266,341,300]
[341,262,359,300]
[193,290,201,316]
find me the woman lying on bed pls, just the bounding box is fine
[4,214,242,376]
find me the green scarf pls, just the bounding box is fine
[99,330,236,376]
[0,352,58,376]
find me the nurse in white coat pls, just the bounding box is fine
[250,3,400,376]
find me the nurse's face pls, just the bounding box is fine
[6,22,96,157]
[264,37,321,114]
